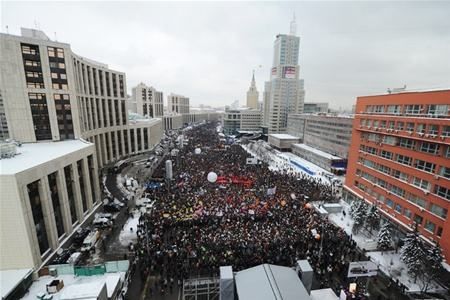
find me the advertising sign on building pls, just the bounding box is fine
[347,261,378,278]
[283,66,296,79]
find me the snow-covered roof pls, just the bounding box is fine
[235,264,310,300]
[310,288,339,300]
[60,281,105,299]
[269,134,300,140]
[0,140,93,175]
[292,143,343,160]
[0,268,33,298]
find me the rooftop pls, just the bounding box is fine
[269,134,300,140]
[0,268,33,299]
[0,140,93,175]
[292,143,343,160]
[235,264,310,300]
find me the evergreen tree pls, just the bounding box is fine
[349,200,359,219]
[401,230,426,282]
[352,201,367,234]
[377,223,392,253]
[421,244,444,292]
[366,204,380,232]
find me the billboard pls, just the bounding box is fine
[347,261,378,278]
[283,66,296,79]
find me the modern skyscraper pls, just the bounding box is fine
[344,90,450,259]
[131,83,164,118]
[263,16,305,133]
[246,71,259,109]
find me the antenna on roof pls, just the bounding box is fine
[5,25,9,34]
[54,32,57,41]
[290,13,297,36]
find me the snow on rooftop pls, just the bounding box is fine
[292,143,343,160]
[0,268,33,298]
[60,281,105,299]
[0,140,93,175]
[269,134,300,140]
[310,288,339,300]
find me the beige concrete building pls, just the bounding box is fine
[0,140,100,270]
[167,93,189,114]
[268,133,300,151]
[223,108,262,135]
[162,114,183,131]
[0,28,163,169]
[131,83,164,118]
[246,71,259,109]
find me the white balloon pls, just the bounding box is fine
[194,148,201,154]
[207,172,218,183]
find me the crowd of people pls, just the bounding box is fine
[132,123,360,295]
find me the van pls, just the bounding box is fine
[80,230,99,252]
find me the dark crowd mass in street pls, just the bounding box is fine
[133,123,361,295]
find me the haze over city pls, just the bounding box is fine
[2,1,449,110]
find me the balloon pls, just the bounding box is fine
[315,234,321,240]
[194,148,201,154]
[207,172,218,183]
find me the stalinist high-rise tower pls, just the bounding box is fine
[246,71,259,109]
[263,15,305,133]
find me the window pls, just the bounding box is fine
[27,82,45,89]
[380,120,386,129]
[434,185,450,200]
[391,185,405,197]
[414,214,423,225]
[56,48,64,58]
[428,104,448,116]
[48,47,55,57]
[383,136,397,145]
[392,169,408,181]
[412,177,430,191]
[385,198,394,208]
[395,204,402,213]
[381,150,393,160]
[24,60,40,67]
[405,104,422,115]
[377,164,391,175]
[437,227,443,237]
[399,138,415,149]
[406,122,415,132]
[51,72,58,79]
[373,120,379,128]
[387,105,401,114]
[397,154,412,166]
[446,146,450,158]
[428,124,439,135]
[420,142,440,155]
[408,194,427,208]
[439,166,450,179]
[430,203,448,219]
[396,121,404,130]
[442,126,450,137]
[415,159,435,173]
[388,121,395,129]
[424,220,436,233]
[404,208,412,219]
[416,123,426,134]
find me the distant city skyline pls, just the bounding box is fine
[2,1,450,109]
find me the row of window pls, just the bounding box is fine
[364,104,449,117]
[354,181,445,237]
[360,118,450,137]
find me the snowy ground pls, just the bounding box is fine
[118,210,139,246]
[328,200,445,293]
[21,273,125,300]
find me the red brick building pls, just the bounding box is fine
[343,90,450,260]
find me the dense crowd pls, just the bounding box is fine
[133,123,360,295]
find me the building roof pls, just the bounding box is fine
[235,264,311,300]
[292,143,343,160]
[310,288,339,300]
[269,134,300,140]
[60,281,105,299]
[0,268,33,299]
[0,140,93,175]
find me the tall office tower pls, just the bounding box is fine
[131,83,164,118]
[344,90,450,260]
[167,93,190,114]
[263,16,305,133]
[246,71,259,109]
[0,28,163,169]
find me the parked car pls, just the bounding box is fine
[52,248,72,265]
[72,228,91,248]
[80,230,100,252]
[93,217,113,229]
[103,203,121,213]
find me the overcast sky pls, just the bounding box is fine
[2,1,450,109]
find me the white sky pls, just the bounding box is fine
[2,1,450,109]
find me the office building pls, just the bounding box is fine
[0,28,163,271]
[343,90,450,259]
[303,102,329,114]
[246,71,259,109]
[262,16,305,133]
[167,93,190,114]
[0,28,163,169]
[223,108,262,135]
[287,114,353,159]
[131,82,164,118]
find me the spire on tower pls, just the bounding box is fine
[252,69,255,82]
[290,13,297,36]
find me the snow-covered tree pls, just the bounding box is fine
[421,244,444,292]
[365,204,380,232]
[349,200,359,219]
[377,223,392,253]
[352,202,367,234]
[401,230,426,282]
